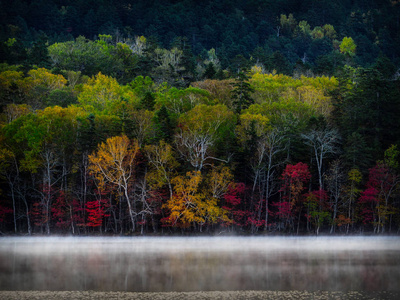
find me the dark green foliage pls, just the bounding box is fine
[231,71,254,113]
[342,131,373,172]
[171,36,196,83]
[314,55,336,75]
[27,33,50,68]
[153,105,174,143]
[333,66,400,173]
[374,55,397,80]
[77,114,100,154]
[45,88,77,108]
[140,92,156,111]
[0,38,27,65]
[1,0,399,76]
[203,63,216,79]
[266,52,293,75]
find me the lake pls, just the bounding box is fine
[0,236,399,292]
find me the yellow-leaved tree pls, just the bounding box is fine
[164,169,231,230]
[88,135,140,231]
[28,68,67,90]
[144,140,179,199]
[164,171,205,228]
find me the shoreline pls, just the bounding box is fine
[1,291,400,300]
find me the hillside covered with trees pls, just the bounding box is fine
[0,0,400,235]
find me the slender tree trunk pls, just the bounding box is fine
[10,187,17,233]
[124,186,136,232]
[297,209,301,235]
[330,200,337,234]
[69,204,75,235]
[264,160,272,231]
[23,197,32,235]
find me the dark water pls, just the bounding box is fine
[0,236,399,292]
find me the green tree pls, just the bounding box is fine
[27,33,50,67]
[77,72,124,113]
[175,104,235,170]
[48,36,123,77]
[339,37,357,64]
[231,71,254,113]
[129,76,156,110]
[153,105,174,143]
[203,62,217,79]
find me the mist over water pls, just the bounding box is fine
[1,236,399,292]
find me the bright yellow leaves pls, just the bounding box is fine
[166,171,205,227]
[0,70,27,91]
[88,135,140,190]
[164,167,232,228]
[88,135,141,230]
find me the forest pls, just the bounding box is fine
[0,0,400,235]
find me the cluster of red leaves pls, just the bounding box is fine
[281,162,311,187]
[223,182,245,208]
[271,201,292,218]
[51,190,84,229]
[358,164,392,225]
[222,182,245,226]
[85,189,110,227]
[280,162,311,203]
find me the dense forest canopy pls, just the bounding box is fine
[1,0,400,73]
[0,0,400,235]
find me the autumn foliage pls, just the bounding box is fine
[1,64,400,235]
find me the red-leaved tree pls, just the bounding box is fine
[359,161,399,233]
[222,182,245,228]
[51,190,84,234]
[85,189,110,230]
[274,162,311,232]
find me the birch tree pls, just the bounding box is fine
[175,104,235,170]
[88,135,140,232]
[302,128,340,190]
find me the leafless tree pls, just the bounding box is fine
[302,128,340,190]
[175,130,227,171]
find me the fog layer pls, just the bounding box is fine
[1,236,399,292]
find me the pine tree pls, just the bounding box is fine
[203,62,216,79]
[231,71,254,113]
[140,91,156,111]
[153,105,174,143]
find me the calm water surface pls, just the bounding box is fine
[0,236,399,292]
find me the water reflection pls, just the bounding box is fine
[0,236,399,292]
